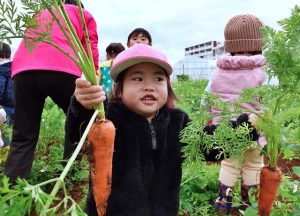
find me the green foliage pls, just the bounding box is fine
[0,176,86,216]
[28,98,65,184]
[180,117,256,164]
[0,123,12,166]
[262,6,300,91]
[179,85,259,164]
[254,5,300,169]
[0,122,12,142]
[292,166,300,177]
[0,146,9,167]
[179,162,219,216]
[39,98,65,146]
[176,74,190,81]
[0,0,50,45]
[173,79,207,120]
[26,98,89,187]
[0,98,89,215]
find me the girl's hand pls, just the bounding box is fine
[74,78,106,110]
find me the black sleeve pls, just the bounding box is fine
[236,113,260,141]
[63,96,94,159]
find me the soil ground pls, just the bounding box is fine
[276,156,300,180]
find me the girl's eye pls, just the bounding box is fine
[155,76,165,81]
[132,77,143,81]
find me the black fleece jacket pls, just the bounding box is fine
[65,97,189,216]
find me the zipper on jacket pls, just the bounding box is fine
[149,122,157,150]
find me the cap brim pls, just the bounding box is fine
[110,57,173,81]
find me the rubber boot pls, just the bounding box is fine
[213,183,233,214]
[240,181,258,211]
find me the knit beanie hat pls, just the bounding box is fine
[224,14,263,53]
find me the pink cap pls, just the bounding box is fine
[110,44,172,81]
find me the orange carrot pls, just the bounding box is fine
[258,166,282,216]
[88,118,115,216]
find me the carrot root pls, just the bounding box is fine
[88,118,115,216]
[258,166,282,216]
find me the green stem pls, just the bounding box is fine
[44,1,104,117]
[40,110,99,215]
[273,94,283,116]
[43,1,96,85]
[42,2,79,58]
[1,191,23,203]
[30,178,59,189]
[54,2,104,120]
[55,1,98,85]
[76,0,95,72]
[42,40,79,65]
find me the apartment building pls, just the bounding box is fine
[184,41,224,59]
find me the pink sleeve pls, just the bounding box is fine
[83,11,99,71]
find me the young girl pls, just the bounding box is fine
[205,14,267,213]
[66,44,189,215]
[99,42,125,96]
[126,27,175,109]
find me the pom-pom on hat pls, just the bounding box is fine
[110,44,172,81]
[224,14,263,53]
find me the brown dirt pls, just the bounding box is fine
[265,155,300,181]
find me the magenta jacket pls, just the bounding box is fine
[206,55,266,125]
[12,5,99,78]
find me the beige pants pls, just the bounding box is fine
[219,149,263,186]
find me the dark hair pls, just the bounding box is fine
[127,28,152,45]
[106,43,125,56]
[110,68,177,109]
[230,51,262,56]
[0,42,11,59]
[64,0,84,8]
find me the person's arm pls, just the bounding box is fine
[64,78,106,159]
[74,78,105,109]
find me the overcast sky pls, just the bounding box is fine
[11,0,299,65]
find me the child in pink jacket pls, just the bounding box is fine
[4,0,99,183]
[205,14,267,213]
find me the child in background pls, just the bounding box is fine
[66,44,189,215]
[0,42,13,156]
[204,14,267,213]
[0,42,14,126]
[127,27,152,47]
[99,43,125,96]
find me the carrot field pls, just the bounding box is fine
[0,79,299,216]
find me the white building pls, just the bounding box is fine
[172,41,225,81]
[184,41,224,60]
